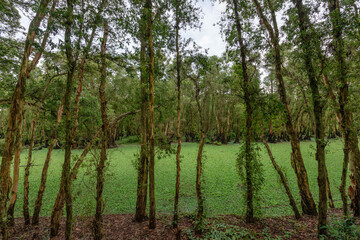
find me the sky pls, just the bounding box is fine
[19,1,227,57]
[181,1,227,56]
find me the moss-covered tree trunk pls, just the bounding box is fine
[262,137,301,219]
[6,112,24,226]
[328,0,360,217]
[23,75,55,225]
[193,79,205,233]
[173,0,182,229]
[0,0,52,238]
[135,7,149,223]
[293,0,327,234]
[146,0,156,229]
[62,0,76,238]
[32,98,64,225]
[251,0,317,215]
[94,20,109,240]
[232,0,254,223]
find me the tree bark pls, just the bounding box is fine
[262,137,301,219]
[251,0,317,215]
[71,0,106,147]
[6,110,24,226]
[173,0,182,229]
[328,0,360,217]
[224,100,232,144]
[135,8,149,222]
[193,78,205,233]
[94,20,109,240]
[0,0,52,238]
[63,0,76,238]
[147,0,156,229]
[293,0,327,234]
[32,97,64,225]
[232,0,255,223]
[23,73,63,225]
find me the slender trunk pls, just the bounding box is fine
[23,73,61,225]
[135,17,149,222]
[32,98,64,225]
[341,147,350,216]
[71,0,106,146]
[251,0,317,215]
[262,137,301,219]
[193,78,205,233]
[195,131,205,233]
[321,43,346,212]
[0,0,52,238]
[63,0,75,238]
[173,0,182,229]
[10,0,58,226]
[147,0,156,229]
[6,111,24,226]
[214,104,221,141]
[23,109,36,225]
[293,0,327,234]
[328,0,360,217]
[94,21,109,240]
[325,168,335,208]
[232,0,255,223]
[224,100,232,144]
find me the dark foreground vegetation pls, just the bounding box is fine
[1,0,360,239]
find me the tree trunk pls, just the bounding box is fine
[94,21,109,240]
[262,137,301,219]
[71,0,105,147]
[0,0,52,238]
[223,100,232,144]
[293,0,327,234]
[232,0,255,223]
[135,11,149,222]
[63,0,76,238]
[191,76,206,233]
[147,0,156,229]
[10,0,58,226]
[173,0,182,229]
[328,0,360,217]
[6,111,24,226]
[32,98,64,225]
[251,0,317,215]
[23,73,61,225]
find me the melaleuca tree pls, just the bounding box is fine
[219,0,264,222]
[0,0,54,238]
[250,0,317,216]
[167,0,201,228]
[290,0,328,234]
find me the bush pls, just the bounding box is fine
[322,217,360,240]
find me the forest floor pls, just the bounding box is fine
[7,208,359,239]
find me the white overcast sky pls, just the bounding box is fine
[19,1,227,56]
[181,1,227,56]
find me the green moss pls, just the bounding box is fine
[12,139,346,218]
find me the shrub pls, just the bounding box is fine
[322,217,360,240]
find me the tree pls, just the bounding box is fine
[0,0,53,238]
[251,0,317,215]
[61,0,76,238]
[94,20,109,240]
[292,0,327,234]
[328,0,360,217]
